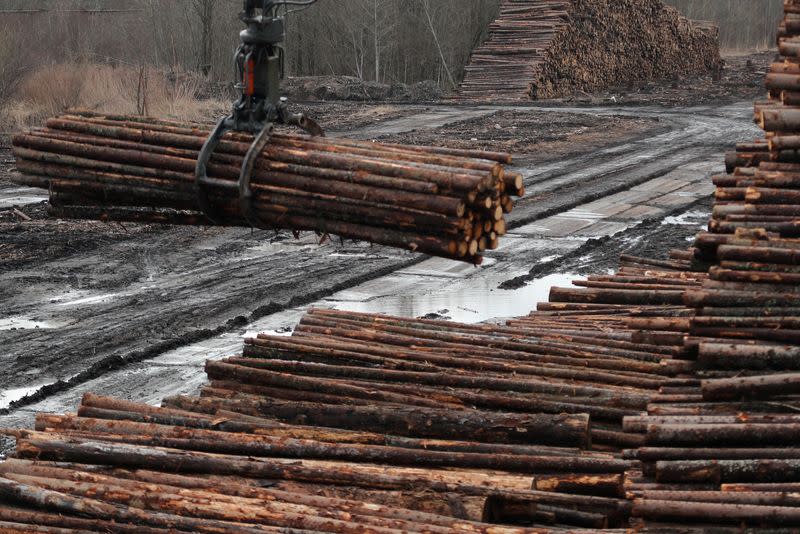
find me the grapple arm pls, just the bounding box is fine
[195,0,322,227]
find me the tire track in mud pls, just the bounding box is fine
[0,251,420,416]
[508,104,755,227]
[0,102,758,426]
[500,196,713,289]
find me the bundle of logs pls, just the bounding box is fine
[10,110,522,265]
[457,0,721,102]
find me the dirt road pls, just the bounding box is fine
[0,101,759,451]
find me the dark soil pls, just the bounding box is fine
[376,110,661,163]
[0,201,172,272]
[561,197,711,274]
[282,76,442,103]
[289,102,425,133]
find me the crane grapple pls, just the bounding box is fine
[196,0,324,227]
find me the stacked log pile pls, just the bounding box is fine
[457,0,721,102]
[457,0,570,102]
[10,110,522,264]
[549,2,800,528]
[0,394,627,532]
[1,303,663,530]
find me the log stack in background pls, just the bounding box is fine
[10,110,523,265]
[458,0,721,102]
[457,0,571,103]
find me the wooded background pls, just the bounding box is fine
[664,0,783,50]
[0,0,785,101]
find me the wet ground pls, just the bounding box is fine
[370,110,662,162]
[293,102,427,133]
[0,73,765,450]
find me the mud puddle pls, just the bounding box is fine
[0,386,46,410]
[326,272,582,324]
[0,189,48,209]
[0,316,58,331]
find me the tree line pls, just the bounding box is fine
[0,0,785,99]
[0,0,498,91]
[664,0,783,50]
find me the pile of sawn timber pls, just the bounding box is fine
[457,0,721,102]
[9,111,522,265]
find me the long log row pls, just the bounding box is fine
[456,0,721,102]
[9,110,523,265]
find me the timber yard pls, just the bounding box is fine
[0,0,798,532]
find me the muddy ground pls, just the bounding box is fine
[377,110,661,163]
[291,103,427,133]
[0,52,768,447]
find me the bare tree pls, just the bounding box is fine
[281,0,499,86]
[368,0,396,82]
[421,0,456,88]
[0,24,24,106]
[191,0,218,75]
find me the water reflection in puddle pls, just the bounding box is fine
[244,327,295,339]
[0,386,42,410]
[329,273,582,324]
[0,195,48,209]
[57,293,120,307]
[0,317,55,331]
[661,210,709,226]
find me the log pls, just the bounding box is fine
[632,498,800,525]
[702,373,800,401]
[159,394,592,447]
[656,459,800,484]
[645,422,800,447]
[26,417,625,473]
